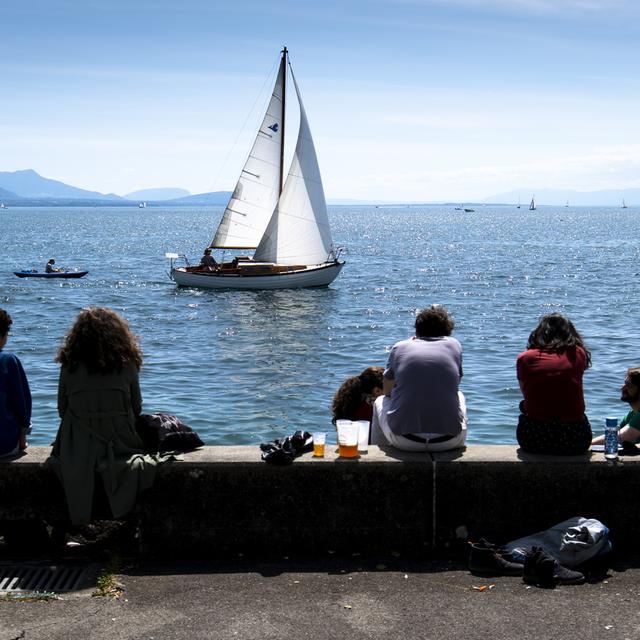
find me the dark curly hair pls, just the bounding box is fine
[0,309,12,338]
[527,313,591,367]
[415,305,454,337]
[331,366,384,424]
[56,307,143,374]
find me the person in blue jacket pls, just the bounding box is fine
[0,309,32,456]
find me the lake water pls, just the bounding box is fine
[2,205,637,447]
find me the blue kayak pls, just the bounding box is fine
[14,270,89,279]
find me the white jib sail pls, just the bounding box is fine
[211,57,285,249]
[253,70,333,265]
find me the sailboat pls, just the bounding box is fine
[622,199,628,209]
[529,195,536,211]
[517,197,521,209]
[168,48,344,290]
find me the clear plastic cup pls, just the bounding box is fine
[354,420,370,453]
[312,432,326,457]
[336,420,359,458]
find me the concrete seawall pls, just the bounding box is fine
[1,446,636,555]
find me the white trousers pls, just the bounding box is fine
[371,392,467,452]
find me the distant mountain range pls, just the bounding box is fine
[125,187,191,201]
[0,170,231,207]
[0,169,123,201]
[0,169,637,207]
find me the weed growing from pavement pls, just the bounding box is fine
[93,556,124,599]
[0,591,59,602]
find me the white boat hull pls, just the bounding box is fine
[170,261,344,290]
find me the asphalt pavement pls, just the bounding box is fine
[2,553,640,640]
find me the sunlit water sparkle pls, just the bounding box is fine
[2,205,638,446]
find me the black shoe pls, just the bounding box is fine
[523,546,585,587]
[469,539,524,576]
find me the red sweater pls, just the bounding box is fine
[516,347,587,421]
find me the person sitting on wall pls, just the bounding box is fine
[516,313,592,455]
[199,248,218,270]
[371,305,467,452]
[45,259,61,273]
[0,309,32,457]
[592,368,640,446]
[51,307,157,525]
[332,366,384,425]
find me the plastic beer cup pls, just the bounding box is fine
[312,432,326,457]
[336,420,359,458]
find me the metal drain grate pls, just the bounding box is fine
[0,565,89,593]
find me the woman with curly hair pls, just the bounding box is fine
[52,307,156,525]
[517,313,592,455]
[331,366,384,425]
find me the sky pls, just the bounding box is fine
[2,0,640,202]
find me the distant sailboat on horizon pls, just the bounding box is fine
[517,197,521,209]
[622,198,628,209]
[529,195,536,211]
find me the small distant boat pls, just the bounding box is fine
[565,201,569,207]
[139,201,147,208]
[0,203,6,209]
[455,204,463,210]
[622,199,628,209]
[464,208,474,213]
[529,195,536,211]
[517,198,521,209]
[13,270,89,279]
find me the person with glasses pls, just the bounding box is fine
[0,309,32,457]
[592,368,640,446]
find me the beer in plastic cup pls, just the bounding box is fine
[336,420,359,458]
[312,432,326,457]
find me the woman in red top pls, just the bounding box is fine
[332,366,384,425]
[516,313,592,455]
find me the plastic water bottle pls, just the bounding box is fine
[604,416,619,461]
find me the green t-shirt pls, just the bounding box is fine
[621,410,640,442]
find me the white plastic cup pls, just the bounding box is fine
[354,420,370,452]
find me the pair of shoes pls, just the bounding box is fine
[523,546,585,587]
[469,538,524,576]
[260,431,314,465]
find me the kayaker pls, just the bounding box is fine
[45,259,61,273]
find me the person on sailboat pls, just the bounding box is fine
[199,248,218,271]
[370,305,467,452]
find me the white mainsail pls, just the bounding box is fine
[211,57,285,249]
[253,71,333,266]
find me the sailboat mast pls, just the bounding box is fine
[280,46,287,196]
